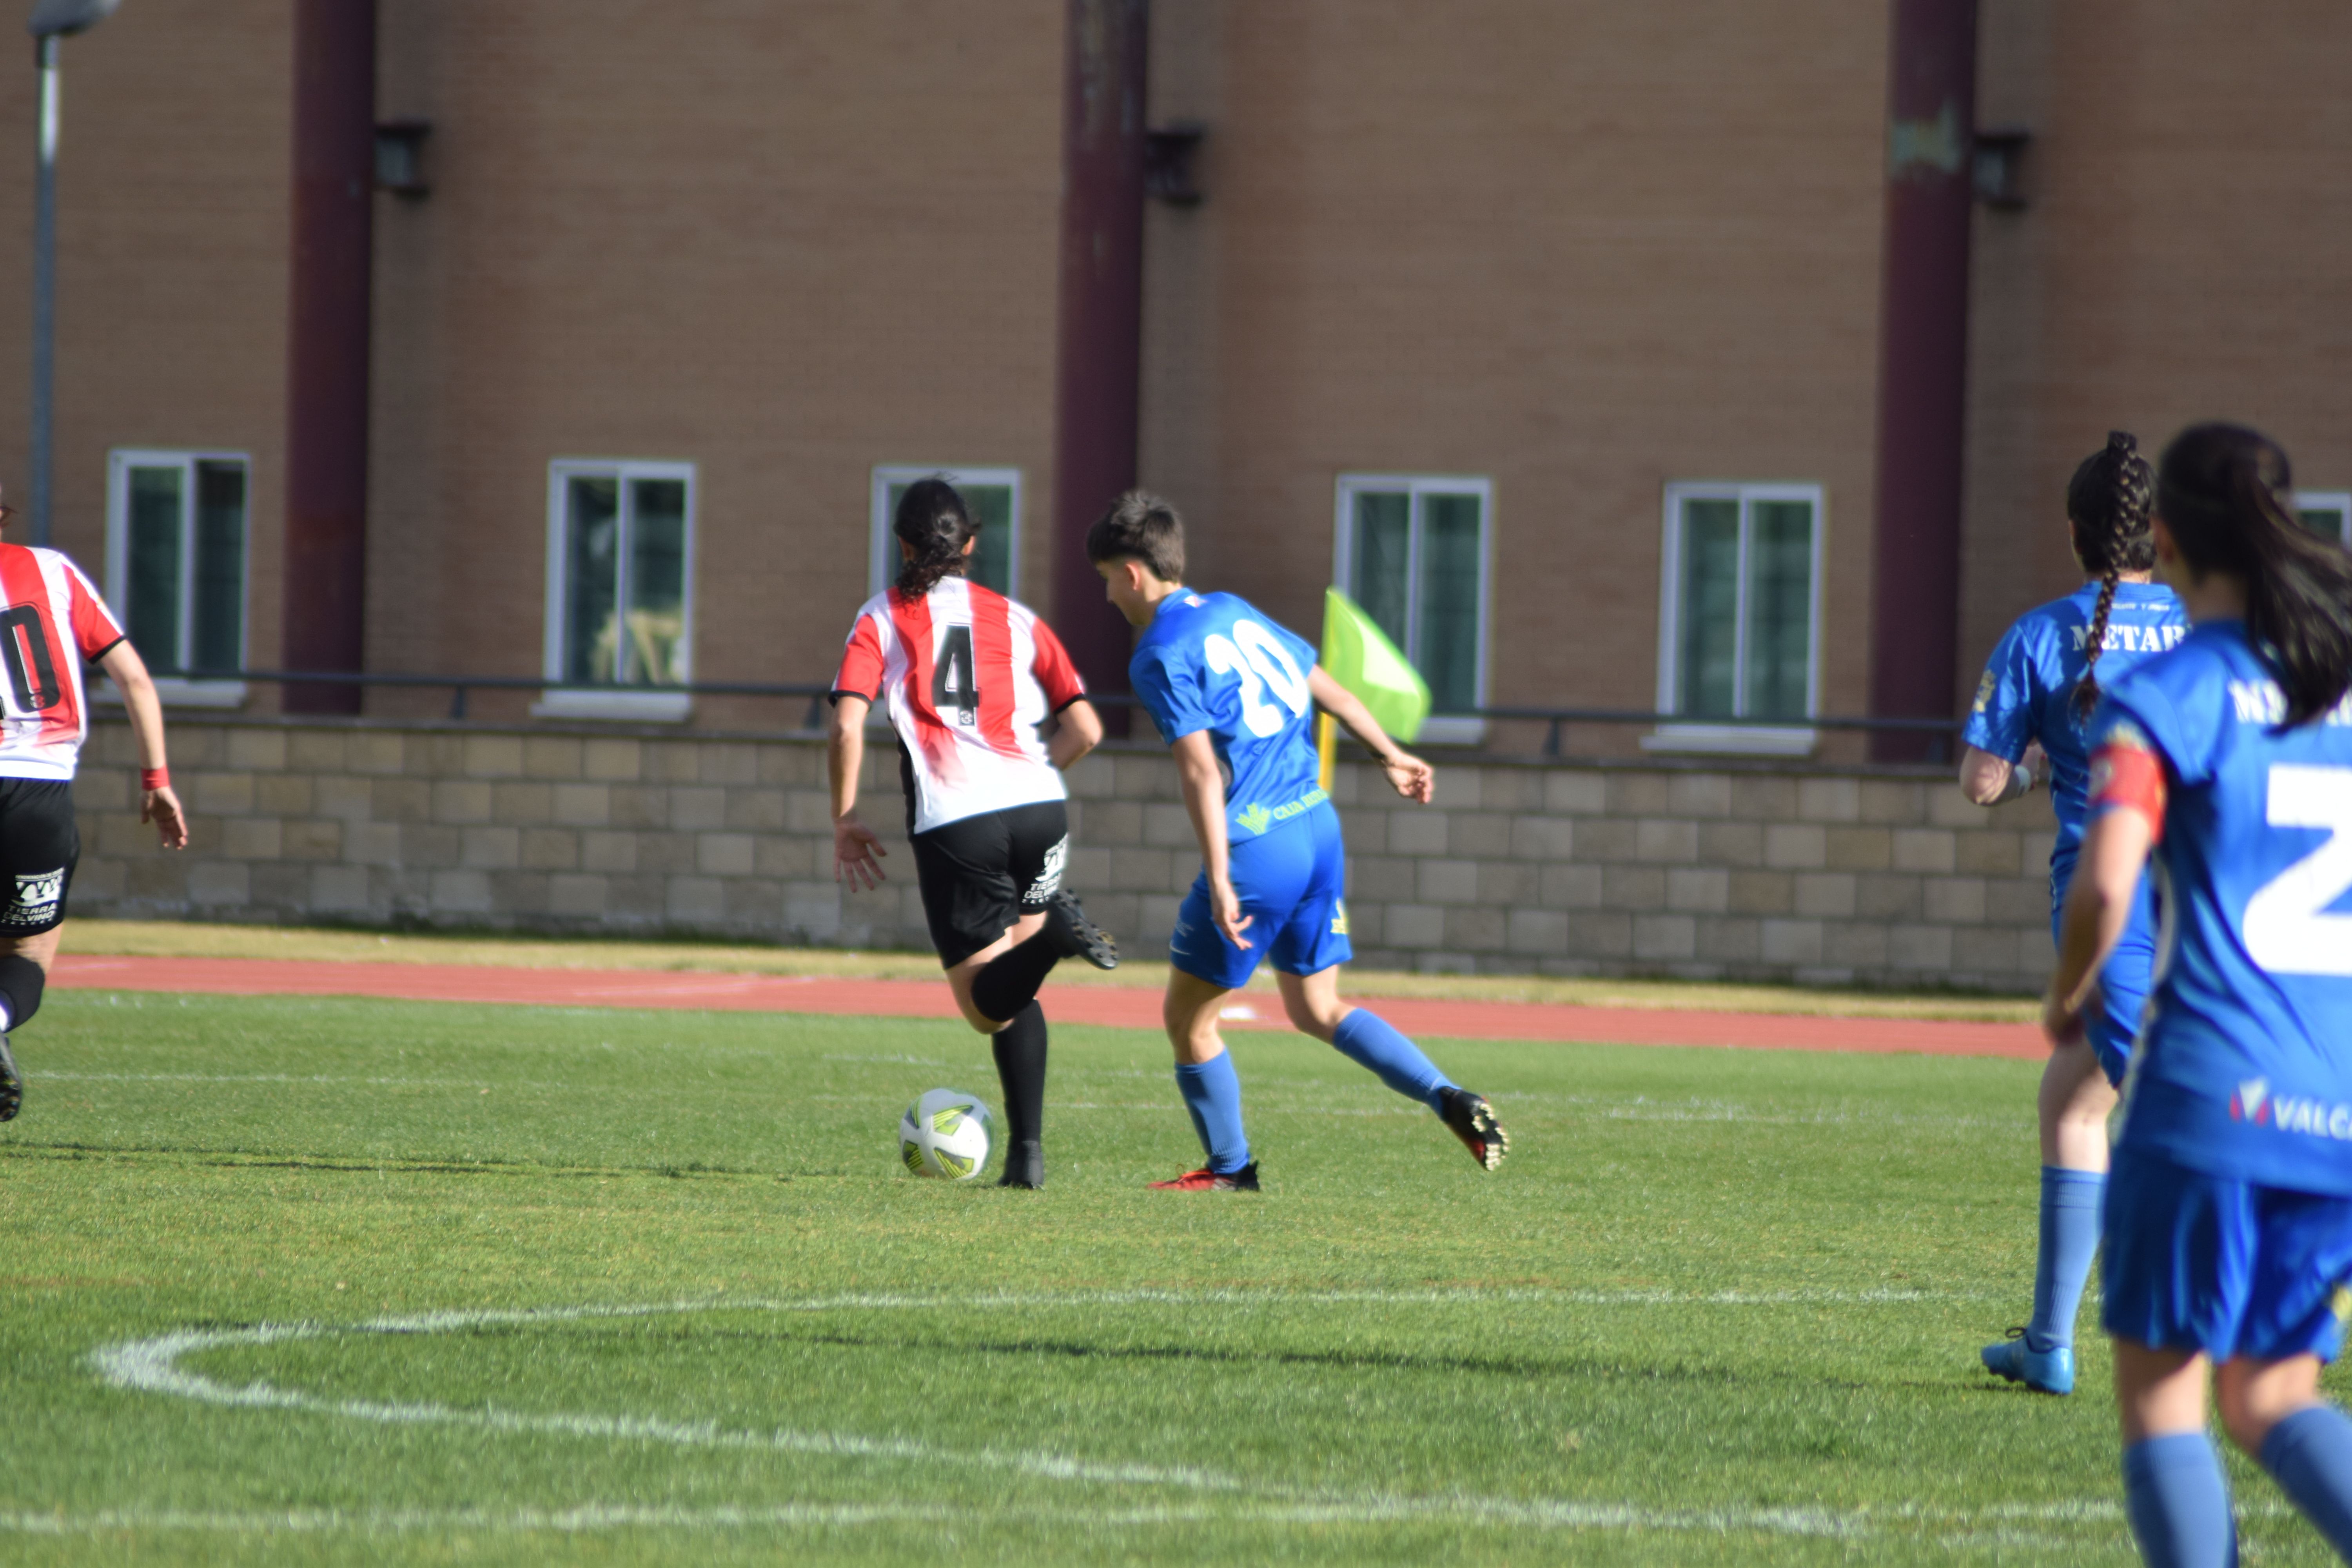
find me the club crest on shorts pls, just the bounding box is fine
[1022,835,1068,903]
[5,866,64,926]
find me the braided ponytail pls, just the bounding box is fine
[892,478,979,599]
[2065,430,2155,723]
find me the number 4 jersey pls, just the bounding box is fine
[832,578,1087,835]
[1129,591,1326,844]
[0,544,125,780]
[2093,619,2352,1195]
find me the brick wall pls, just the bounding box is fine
[70,716,2056,995]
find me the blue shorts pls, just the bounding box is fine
[2052,896,2156,1087]
[1169,802,1353,991]
[2101,1145,2352,1363]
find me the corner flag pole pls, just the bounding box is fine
[1316,711,1337,794]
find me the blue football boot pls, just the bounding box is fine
[1981,1327,2074,1395]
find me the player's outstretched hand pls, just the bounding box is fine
[834,813,888,891]
[1383,752,1436,804]
[1211,875,1254,950]
[143,785,188,851]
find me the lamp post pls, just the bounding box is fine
[25,0,118,547]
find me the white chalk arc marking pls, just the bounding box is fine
[80,1290,2103,1543]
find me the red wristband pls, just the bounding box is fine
[141,768,170,791]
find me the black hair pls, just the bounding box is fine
[1085,490,1187,583]
[893,477,977,599]
[2157,422,2352,728]
[2066,431,2156,722]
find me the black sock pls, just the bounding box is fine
[971,929,1064,1024]
[989,1001,1048,1151]
[0,954,44,1032]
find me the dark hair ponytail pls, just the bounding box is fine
[893,477,978,599]
[2157,422,2352,728]
[2067,430,2155,723]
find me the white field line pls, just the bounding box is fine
[34,1072,492,1088]
[76,1289,2054,1546]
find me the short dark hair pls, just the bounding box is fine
[1086,490,1186,583]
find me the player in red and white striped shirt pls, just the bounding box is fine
[0,492,188,1122]
[829,478,1116,1189]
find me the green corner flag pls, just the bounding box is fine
[1319,586,1430,746]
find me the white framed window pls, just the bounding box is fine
[1649,482,1824,757]
[1331,474,1492,746]
[869,466,1021,600]
[2295,491,2351,543]
[103,448,250,707]
[536,459,696,722]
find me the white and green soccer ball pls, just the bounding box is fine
[898,1088,993,1180]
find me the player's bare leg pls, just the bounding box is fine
[0,924,62,1122]
[1276,965,1507,1170]
[1151,968,1257,1189]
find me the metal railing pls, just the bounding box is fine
[145,669,1965,762]
[151,668,839,728]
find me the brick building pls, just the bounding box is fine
[0,1,2346,751]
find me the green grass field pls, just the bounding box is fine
[3,988,2342,1564]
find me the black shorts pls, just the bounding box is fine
[909,800,1070,969]
[0,777,78,936]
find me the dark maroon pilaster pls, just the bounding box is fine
[1866,0,1977,761]
[281,0,376,713]
[1049,0,1150,704]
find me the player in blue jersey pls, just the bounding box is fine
[1964,432,2190,1396]
[2047,423,2352,1567]
[1085,492,1508,1190]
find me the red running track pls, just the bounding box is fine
[48,954,2044,1060]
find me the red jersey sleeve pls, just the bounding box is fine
[1029,618,1087,711]
[832,612,886,704]
[65,560,125,660]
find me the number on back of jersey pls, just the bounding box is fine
[1204,620,1309,738]
[2245,764,2352,976]
[934,624,978,725]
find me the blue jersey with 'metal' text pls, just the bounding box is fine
[2097,621,2352,1196]
[1963,580,2189,902]
[1130,591,1328,843]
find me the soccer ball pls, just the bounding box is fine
[898,1088,993,1180]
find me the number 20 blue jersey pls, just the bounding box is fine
[2095,620,2352,1196]
[1129,592,1328,843]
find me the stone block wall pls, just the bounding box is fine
[70,717,2057,993]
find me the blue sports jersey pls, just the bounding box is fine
[2096,621,2352,1196]
[1130,591,1328,843]
[1963,581,2189,894]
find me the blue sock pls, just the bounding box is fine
[1173,1052,1250,1174]
[1330,1009,1454,1114]
[2261,1405,2352,1559]
[2027,1166,2105,1352]
[2123,1433,2237,1568]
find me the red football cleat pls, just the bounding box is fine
[1148,1161,1260,1191]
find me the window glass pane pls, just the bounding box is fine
[625,478,688,686]
[563,476,621,684]
[1417,492,1482,713]
[126,466,183,668]
[1675,498,1740,719]
[2296,506,2348,541]
[1742,499,1814,721]
[1350,490,1411,652]
[190,460,245,673]
[963,484,1013,595]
